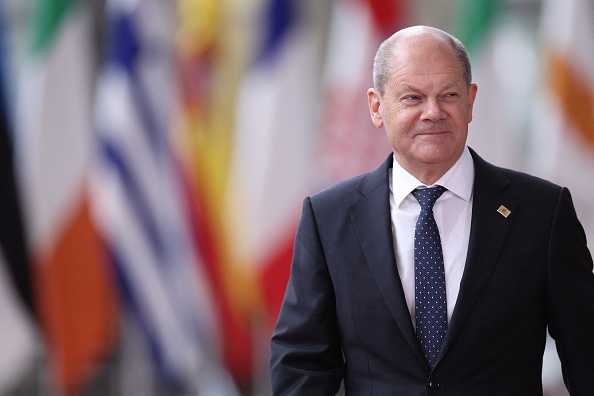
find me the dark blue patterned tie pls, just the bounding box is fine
[412,186,447,368]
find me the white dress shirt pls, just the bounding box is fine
[389,147,474,326]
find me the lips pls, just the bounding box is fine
[414,130,449,136]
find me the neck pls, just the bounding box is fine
[393,148,465,185]
[398,161,450,186]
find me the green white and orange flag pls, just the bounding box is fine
[16,0,117,394]
[530,0,594,246]
[452,0,530,170]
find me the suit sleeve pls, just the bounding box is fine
[270,197,344,396]
[546,187,594,394]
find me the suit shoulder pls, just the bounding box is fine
[309,173,369,209]
[471,147,564,197]
[487,163,573,214]
[307,155,392,209]
[473,150,562,196]
[497,166,563,195]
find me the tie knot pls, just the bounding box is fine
[412,186,446,211]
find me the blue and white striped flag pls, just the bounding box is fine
[91,0,237,393]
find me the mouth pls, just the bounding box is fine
[414,130,449,137]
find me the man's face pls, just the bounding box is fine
[368,34,478,181]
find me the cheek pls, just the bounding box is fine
[450,102,473,124]
[384,119,414,151]
[383,105,415,130]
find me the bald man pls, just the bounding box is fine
[270,26,594,395]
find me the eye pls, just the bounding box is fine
[443,92,459,100]
[402,95,421,101]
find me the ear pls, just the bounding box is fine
[367,88,384,128]
[467,83,478,123]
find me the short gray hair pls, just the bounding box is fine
[372,29,472,96]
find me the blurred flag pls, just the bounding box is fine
[173,0,256,387]
[453,0,533,170]
[530,0,594,246]
[0,250,36,395]
[92,0,237,393]
[16,0,118,393]
[0,6,37,389]
[0,0,35,316]
[314,0,405,187]
[452,0,499,54]
[225,0,328,332]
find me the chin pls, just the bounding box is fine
[414,144,460,164]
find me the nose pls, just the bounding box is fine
[420,98,446,122]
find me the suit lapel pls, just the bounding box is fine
[439,149,517,361]
[348,155,428,369]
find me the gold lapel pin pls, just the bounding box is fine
[497,205,512,218]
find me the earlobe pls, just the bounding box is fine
[367,88,384,128]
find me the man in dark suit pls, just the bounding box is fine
[270,25,594,395]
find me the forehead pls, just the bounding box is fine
[389,34,465,87]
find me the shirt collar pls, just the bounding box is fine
[391,146,475,208]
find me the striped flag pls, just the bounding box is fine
[0,251,36,395]
[452,0,499,54]
[530,0,594,246]
[531,8,594,393]
[172,0,256,387]
[16,0,118,393]
[92,0,237,393]
[0,7,37,388]
[452,0,531,170]
[234,0,406,333]
[225,0,328,329]
[0,0,35,317]
[314,0,405,188]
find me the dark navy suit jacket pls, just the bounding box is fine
[270,148,594,395]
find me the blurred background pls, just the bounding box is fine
[0,0,592,395]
